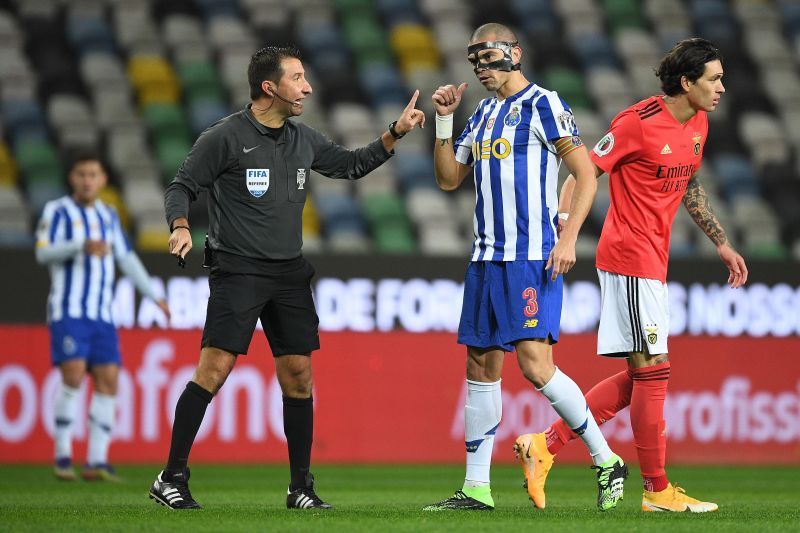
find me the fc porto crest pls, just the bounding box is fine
[296,168,306,190]
[62,335,77,356]
[504,104,522,127]
[246,168,270,198]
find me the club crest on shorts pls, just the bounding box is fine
[296,168,306,190]
[246,169,270,198]
[504,104,522,127]
[645,324,658,345]
[62,335,77,356]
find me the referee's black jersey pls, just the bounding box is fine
[165,104,392,261]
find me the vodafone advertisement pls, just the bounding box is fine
[1,325,798,465]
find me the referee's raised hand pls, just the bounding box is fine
[394,90,426,134]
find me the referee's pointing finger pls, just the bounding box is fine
[405,89,420,111]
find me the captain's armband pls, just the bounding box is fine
[554,136,584,158]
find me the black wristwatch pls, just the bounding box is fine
[388,120,406,139]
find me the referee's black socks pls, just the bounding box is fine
[283,395,313,491]
[164,381,213,478]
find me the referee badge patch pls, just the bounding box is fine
[593,132,614,156]
[246,169,270,198]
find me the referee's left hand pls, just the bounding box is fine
[394,90,426,135]
[169,226,192,261]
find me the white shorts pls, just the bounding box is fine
[596,269,669,357]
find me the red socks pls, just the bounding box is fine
[630,362,670,492]
[543,362,671,492]
[545,369,634,455]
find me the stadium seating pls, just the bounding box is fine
[0,0,797,259]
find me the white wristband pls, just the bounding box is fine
[558,212,569,221]
[436,113,454,139]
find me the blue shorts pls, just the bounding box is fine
[49,318,121,367]
[457,260,563,352]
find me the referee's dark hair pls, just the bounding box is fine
[248,45,302,100]
[656,38,723,96]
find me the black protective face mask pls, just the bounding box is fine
[467,41,521,73]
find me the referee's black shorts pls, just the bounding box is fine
[201,257,320,356]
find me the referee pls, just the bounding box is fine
[149,45,425,510]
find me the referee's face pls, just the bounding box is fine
[274,57,313,116]
[69,160,107,206]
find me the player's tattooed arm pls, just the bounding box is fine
[439,138,450,146]
[682,174,729,246]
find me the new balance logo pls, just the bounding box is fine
[242,145,260,154]
[523,319,539,328]
[661,144,672,154]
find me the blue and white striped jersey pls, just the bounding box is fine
[454,82,580,261]
[35,196,132,323]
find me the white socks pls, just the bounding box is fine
[464,379,502,484]
[87,392,116,466]
[538,368,612,466]
[54,384,80,460]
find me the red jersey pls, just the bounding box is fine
[589,96,708,283]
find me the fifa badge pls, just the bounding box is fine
[296,168,306,190]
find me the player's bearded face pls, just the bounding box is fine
[687,60,725,112]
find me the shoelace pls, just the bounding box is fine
[167,479,194,501]
[671,484,689,502]
[591,464,614,488]
[298,487,324,505]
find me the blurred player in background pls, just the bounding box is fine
[536,37,748,513]
[423,23,627,512]
[35,151,170,482]
[149,45,424,510]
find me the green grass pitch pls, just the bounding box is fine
[1,464,797,532]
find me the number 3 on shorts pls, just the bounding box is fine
[522,287,538,317]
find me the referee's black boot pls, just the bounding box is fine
[286,472,332,509]
[149,468,202,510]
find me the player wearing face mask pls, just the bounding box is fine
[423,23,627,513]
